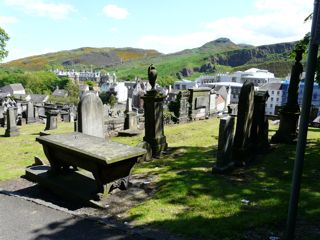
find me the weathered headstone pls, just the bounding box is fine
[78,92,105,138]
[5,108,19,137]
[250,90,270,153]
[213,116,235,172]
[188,87,211,120]
[45,109,59,130]
[26,102,36,124]
[232,81,255,165]
[142,65,167,157]
[124,98,137,130]
[0,107,4,127]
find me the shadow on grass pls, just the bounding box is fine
[129,141,320,239]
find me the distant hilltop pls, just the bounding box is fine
[1,37,297,79]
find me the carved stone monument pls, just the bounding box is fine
[271,50,304,144]
[5,108,19,137]
[232,81,255,166]
[142,64,168,157]
[78,92,105,139]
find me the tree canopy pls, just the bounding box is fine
[0,27,9,62]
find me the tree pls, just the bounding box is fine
[0,27,9,62]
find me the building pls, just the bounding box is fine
[259,83,283,115]
[0,83,26,95]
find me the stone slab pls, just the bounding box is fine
[25,165,104,208]
[117,129,141,137]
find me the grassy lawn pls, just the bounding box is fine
[0,118,319,239]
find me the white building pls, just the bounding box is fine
[240,68,276,86]
[259,82,283,115]
[173,79,197,90]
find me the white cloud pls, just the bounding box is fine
[0,16,18,26]
[102,4,128,20]
[4,0,76,20]
[137,0,313,53]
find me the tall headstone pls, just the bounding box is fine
[78,92,105,138]
[213,116,235,172]
[271,50,304,144]
[5,108,19,137]
[26,102,36,124]
[232,81,255,166]
[251,90,270,153]
[142,65,167,157]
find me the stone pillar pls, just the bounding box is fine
[124,98,137,130]
[271,50,304,144]
[45,110,59,130]
[26,102,36,124]
[142,90,167,157]
[5,108,19,137]
[213,116,234,172]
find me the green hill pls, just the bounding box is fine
[1,38,297,81]
[2,47,162,71]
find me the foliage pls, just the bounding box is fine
[0,27,9,62]
[85,80,96,90]
[99,91,117,107]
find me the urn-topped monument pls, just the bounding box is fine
[271,49,304,144]
[142,64,168,157]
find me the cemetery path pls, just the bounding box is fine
[0,193,142,240]
[0,177,185,240]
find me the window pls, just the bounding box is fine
[270,104,273,107]
[271,91,274,94]
[276,98,279,102]
[277,91,280,95]
[182,85,186,90]
[271,97,274,101]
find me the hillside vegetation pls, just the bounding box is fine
[1,38,297,84]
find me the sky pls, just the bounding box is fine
[0,0,314,62]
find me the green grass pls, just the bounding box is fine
[0,118,319,239]
[0,121,74,180]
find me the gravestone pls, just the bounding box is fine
[213,116,235,172]
[232,81,255,165]
[26,102,36,124]
[124,98,137,130]
[5,108,19,137]
[250,90,270,153]
[45,109,59,130]
[0,107,4,127]
[142,65,168,157]
[271,50,303,143]
[78,92,105,138]
[188,87,211,120]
